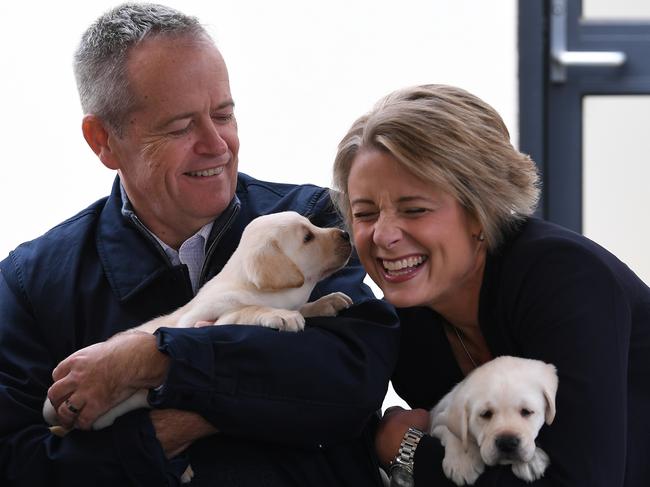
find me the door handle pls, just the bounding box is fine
[550,0,626,83]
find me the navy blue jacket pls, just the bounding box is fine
[0,173,400,486]
[392,218,650,486]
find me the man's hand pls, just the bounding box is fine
[150,409,219,458]
[47,331,169,430]
[375,406,430,467]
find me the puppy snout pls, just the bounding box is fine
[334,230,352,256]
[495,435,520,454]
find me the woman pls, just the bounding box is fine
[332,84,650,486]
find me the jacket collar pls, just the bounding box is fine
[96,177,240,303]
[96,178,175,302]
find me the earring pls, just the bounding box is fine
[477,232,485,242]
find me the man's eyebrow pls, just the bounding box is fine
[155,99,235,131]
[214,99,235,111]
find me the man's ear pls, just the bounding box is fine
[81,115,120,170]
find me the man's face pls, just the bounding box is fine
[108,36,239,247]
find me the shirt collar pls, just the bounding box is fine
[119,182,219,256]
[120,181,241,263]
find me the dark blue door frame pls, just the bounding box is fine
[518,0,650,233]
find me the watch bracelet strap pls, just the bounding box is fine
[391,427,425,474]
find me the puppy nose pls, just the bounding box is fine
[495,435,520,454]
[340,231,350,242]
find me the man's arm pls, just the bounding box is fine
[46,298,399,447]
[150,409,218,459]
[0,268,186,486]
[151,299,399,446]
[47,191,400,448]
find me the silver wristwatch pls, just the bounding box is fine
[389,427,425,487]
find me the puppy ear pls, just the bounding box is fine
[244,239,305,291]
[540,363,559,425]
[446,394,471,451]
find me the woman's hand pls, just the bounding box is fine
[47,331,169,430]
[375,406,430,467]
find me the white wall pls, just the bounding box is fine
[0,0,518,409]
[0,0,517,257]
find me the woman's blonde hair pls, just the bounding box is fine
[332,84,540,249]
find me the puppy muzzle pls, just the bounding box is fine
[485,434,530,465]
[334,231,353,257]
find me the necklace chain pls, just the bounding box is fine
[452,325,478,369]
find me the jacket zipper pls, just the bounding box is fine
[198,204,240,287]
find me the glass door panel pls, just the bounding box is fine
[583,0,650,20]
[582,95,650,284]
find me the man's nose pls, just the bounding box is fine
[195,120,228,155]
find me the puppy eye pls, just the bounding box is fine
[304,231,315,243]
[520,408,534,417]
[479,409,493,420]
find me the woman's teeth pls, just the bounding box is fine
[186,166,224,177]
[382,256,427,274]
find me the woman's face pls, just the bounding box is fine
[347,149,486,315]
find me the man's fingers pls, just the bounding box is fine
[194,320,214,327]
[52,356,73,382]
[75,408,98,431]
[55,397,84,429]
[47,376,78,410]
[52,342,104,381]
[54,395,104,431]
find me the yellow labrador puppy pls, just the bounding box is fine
[429,356,558,485]
[44,211,353,431]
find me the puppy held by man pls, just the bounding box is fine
[44,211,354,431]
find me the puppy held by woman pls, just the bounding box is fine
[332,84,650,486]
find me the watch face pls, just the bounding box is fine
[390,467,415,487]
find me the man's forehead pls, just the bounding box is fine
[124,37,232,119]
[126,35,228,85]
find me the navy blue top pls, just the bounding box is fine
[0,174,400,486]
[392,217,650,486]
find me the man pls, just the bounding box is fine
[0,3,398,486]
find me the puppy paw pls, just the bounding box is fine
[512,447,550,482]
[442,453,484,486]
[434,425,484,485]
[299,292,353,317]
[92,411,118,430]
[43,398,59,426]
[258,309,305,331]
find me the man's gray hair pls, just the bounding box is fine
[74,3,211,134]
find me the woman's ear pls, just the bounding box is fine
[81,115,120,170]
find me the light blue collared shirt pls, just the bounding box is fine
[152,222,214,294]
[119,184,215,294]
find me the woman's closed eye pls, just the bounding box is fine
[352,210,378,221]
[401,207,430,216]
